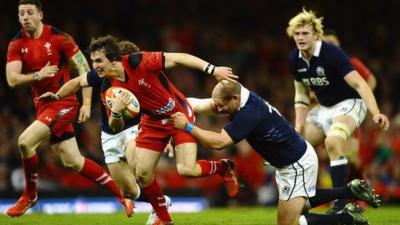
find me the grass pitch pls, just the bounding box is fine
[0,206,399,225]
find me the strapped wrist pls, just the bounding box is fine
[111,110,122,119]
[55,94,61,100]
[184,123,194,133]
[203,63,215,76]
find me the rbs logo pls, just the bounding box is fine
[302,77,329,86]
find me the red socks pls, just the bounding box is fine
[197,159,228,177]
[22,154,39,199]
[142,178,172,222]
[79,158,124,203]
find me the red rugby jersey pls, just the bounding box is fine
[7,24,79,108]
[111,52,193,119]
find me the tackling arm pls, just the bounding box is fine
[187,97,217,115]
[170,112,234,150]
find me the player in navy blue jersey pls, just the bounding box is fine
[171,80,381,225]
[286,8,390,212]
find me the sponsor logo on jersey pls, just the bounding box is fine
[302,77,330,86]
[155,98,175,115]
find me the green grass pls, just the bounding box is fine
[0,206,399,225]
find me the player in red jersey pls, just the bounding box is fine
[5,0,131,217]
[42,35,239,225]
[323,30,378,174]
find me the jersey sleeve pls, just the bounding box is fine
[350,57,371,80]
[142,51,164,72]
[6,40,22,63]
[334,47,354,78]
[224,108,259,143]
[56,33,80,59]
[86,70,102,87]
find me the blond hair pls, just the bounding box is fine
[286,8,324,39]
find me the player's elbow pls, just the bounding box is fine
[7,78,18,88]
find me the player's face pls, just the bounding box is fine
[18,4,43,33]
[91,50,113,78]
[293,25,318,52]
[213,96,240,115]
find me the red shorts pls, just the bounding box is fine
[36,101,79,143]
[136,114,196,152]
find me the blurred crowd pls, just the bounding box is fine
[1,0,399,205]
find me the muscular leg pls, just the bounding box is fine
[302,122,325,146]
[135,147,171,222]
[277,197,306,225]
[108,161,138,199]
[17,121,50,198]
[107,137,140,199]
[325,115,357,210]
[51,138,125,206]
[174,142,230,177]
[174,143,202,177]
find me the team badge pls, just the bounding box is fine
[316,66,326,76]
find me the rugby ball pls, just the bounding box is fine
[104,87,140,119]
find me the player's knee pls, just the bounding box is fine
[17,134,31,152]
[176,164,197,177]
[324,137,342,154]
[61,157,83,171]
[136,169,153,186]
[121,186,138,199]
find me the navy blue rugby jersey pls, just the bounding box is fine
[224,87,307,168]
[86,70,140,134]
[288,41,360,106]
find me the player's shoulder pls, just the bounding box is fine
[10,30,23,42]
[126,52,143,69]
[288,48,299,61]
[48,25,68,36]
[322,41,347,57]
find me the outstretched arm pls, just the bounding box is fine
[38,75,89,101]
[69,51,92,123]
[163,53,238,82]
[171,112,233,150]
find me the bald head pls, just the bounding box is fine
[212,80,241,101]
[212,81,241,114]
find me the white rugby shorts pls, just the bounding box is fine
[306,98,367,135]
[101,125,138,164]
[275,141,318,200]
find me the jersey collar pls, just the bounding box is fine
[298,40,322,59]
[239,85,250,109]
